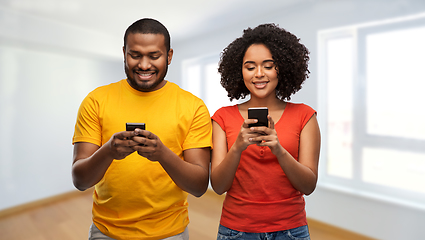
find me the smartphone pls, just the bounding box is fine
[126,123,146,131]
[248,107,268,127]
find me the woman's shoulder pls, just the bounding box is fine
[287,102,316,113]
[285,102,317,128]
[212,104,241,126]
[214,104,239,115]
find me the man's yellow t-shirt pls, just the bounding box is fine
[73,79,212,239]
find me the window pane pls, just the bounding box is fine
[327,37,353,178]
[204,63,233,115]
[186,64,201,98]
[363,148,425,193]
[366,27,425,140]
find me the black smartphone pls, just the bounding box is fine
[248,107,268,127]
[126,123,146,145]
[126,123,146,131]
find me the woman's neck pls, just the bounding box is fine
[240,96,285,111]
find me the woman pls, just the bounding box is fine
[211,23,321,240]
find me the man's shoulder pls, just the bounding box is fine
[166,81,202,101]
[88,80,125,96]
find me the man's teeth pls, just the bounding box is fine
[138,73,152,76]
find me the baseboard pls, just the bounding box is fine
[1,188,374,240]
[307,217,376,240]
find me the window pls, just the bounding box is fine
[318,14,425,206]
[182,55,242,116]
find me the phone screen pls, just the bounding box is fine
[248,107,268,127]
[126,123,146,131]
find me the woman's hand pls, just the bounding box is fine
[249,115,286,157]
[233,118,264,152]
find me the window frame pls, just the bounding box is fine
[318,15,425,208]
[182,54,243,117]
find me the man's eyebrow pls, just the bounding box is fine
[128,50,162,55]
[148,51,162,55]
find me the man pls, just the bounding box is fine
[72,18,212,240]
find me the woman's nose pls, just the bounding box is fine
[255,67,265,77]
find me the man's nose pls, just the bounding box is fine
[138,57,151,70]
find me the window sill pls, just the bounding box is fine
[314,181,425,212]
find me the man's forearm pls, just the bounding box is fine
[157,147,210,197]
[72,143,114,191]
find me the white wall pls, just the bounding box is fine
[0,7,124,210]
[168,1,425,239]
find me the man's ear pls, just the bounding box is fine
[167,48,174,65]
[123,46,127,64]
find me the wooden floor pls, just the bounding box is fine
[0,189,375,240]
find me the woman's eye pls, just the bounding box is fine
[247,67,255,71]
[264,64,275,69]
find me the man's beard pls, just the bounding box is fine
[125,64,168,92]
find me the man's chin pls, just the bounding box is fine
[128,78,164,92]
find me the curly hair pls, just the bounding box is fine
[218,23,310,101]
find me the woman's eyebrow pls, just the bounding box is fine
[243,59,274,65]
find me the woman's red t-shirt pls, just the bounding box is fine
[212,102,316,233]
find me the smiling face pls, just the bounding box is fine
[242,44,278,100]
[123,33,173,92]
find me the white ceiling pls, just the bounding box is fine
[0,0,303,42]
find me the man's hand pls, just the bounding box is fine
[131,129,166,161]
[106,130,140,160]
[131,128,210,197]
[72,130,139,191]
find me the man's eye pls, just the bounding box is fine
[130,54,140,59]
[151,56,160,60]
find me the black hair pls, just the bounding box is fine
[123,18,171,52]
[218,23,310,101]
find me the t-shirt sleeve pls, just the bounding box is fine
[72,92,102,146]
[211,107,226,131]
[299,104,317,129]
[182,99,212,150]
